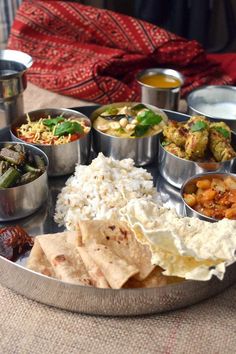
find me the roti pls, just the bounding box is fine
[27,231,93,286]
[79,220,155,280]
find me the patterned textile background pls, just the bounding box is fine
[8,0,235,104]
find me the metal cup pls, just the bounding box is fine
[0,50,33,129]
[136,68,184,111]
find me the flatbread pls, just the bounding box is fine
[79,220,155,281]
[27,231,92,286]
[85,243,139,289]
[124,266,168,288]
[77,246,110,288]
[27,238,55,278]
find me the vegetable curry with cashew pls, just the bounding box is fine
[93,104,167,138]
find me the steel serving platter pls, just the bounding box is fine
[0,106,235,317]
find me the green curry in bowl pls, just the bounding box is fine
[92,103,168,138]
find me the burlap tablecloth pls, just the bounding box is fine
[0,83,235,354]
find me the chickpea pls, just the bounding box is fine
[109,122,120,130]
[119,118,128,128]
[126,124,136,131]
[131,119,138,125]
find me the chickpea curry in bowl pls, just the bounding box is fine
[92,103,168,138]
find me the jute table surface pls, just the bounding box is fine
[1,83,235,354]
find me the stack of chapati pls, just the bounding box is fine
[27,221,177,289]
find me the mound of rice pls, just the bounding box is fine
[54,153,157,230]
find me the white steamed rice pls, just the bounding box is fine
[54,153,157,230]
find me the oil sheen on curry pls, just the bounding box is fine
[93,104,168,138]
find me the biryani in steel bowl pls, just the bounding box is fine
[11,108,91,176]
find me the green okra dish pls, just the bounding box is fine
[0,143,46,188]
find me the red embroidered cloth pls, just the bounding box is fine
[8,0,236,104]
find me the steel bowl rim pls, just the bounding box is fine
[187,85,236,121]
[180,171,236,222]
[0,141,48,191]
[90,101,167,141]
[0,49,33,79]
[136,67,185,90]
[10,107,91,148]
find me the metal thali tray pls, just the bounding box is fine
[0,105,236,317]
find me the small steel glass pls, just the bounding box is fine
[187,85,236,132]
[10,108,92,176]
[136,68,184,111]
[0,50,33,129]
[0,141,48,221]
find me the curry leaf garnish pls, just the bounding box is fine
[43,116,65,127]
[190,121,207,132]
[54,121,83,137]
[104,106,119,115]
[215,127,230,139]
[137,109,162,126]
[132,103,147,112]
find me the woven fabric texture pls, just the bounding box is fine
[0,283,236,354]
[7,0,235,104]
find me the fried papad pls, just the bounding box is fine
[79,220,155,281]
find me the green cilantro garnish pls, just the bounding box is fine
[54,121,83,137]
[137,109,162,126]
[190,121,207,132]
[132,125,150,137]
[43,116,65,127]
[215,127,230,138]
[131,109,163,137]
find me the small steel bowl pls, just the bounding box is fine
[90,102,168,166]
[10,108,91,176]
[187,85,236,132]
[0,141,48,221]
[136,68,184,111]
[158,114,236,189]
[180,172,236,222]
